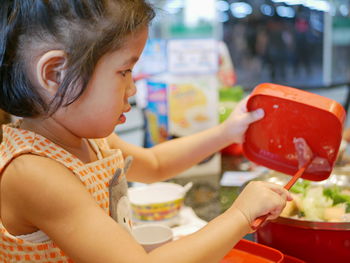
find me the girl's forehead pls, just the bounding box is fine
[101,28,148,66]
[109,28,148,59]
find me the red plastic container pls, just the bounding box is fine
[252,173,350,263]
[283,254,305,263]
[221,143,243,156]
[256,217,350,263]
[243,83,346,181]
[220,239,284,263]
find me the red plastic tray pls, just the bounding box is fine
[220,239,284,263]
[243,83,346,181]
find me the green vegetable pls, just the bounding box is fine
[290,180,311,194]
[298,211,305,218]
[323,186,350,205]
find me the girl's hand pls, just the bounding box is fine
[229,181,293,228]
[221,96,264,144]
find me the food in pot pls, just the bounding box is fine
[281,180,350,222]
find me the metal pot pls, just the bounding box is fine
[251,170,350,263]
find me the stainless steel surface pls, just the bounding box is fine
[253,168,350,188]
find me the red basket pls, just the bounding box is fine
[220,239,284,263]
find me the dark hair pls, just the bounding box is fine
[0,0,155,117]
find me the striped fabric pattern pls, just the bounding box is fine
[0,124,124,262]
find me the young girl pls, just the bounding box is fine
[0,1,291,262]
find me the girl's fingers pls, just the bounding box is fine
[249,108,264,122]
[238,96,250,113]
[265,191,287,220]
[261,181,293,205]
[263,182,290,195]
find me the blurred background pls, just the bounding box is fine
[148,0,350,88]
[116,0,350,151]
[109,0,350,225]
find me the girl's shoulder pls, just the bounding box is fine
[1,153,93,235]
[2,153,77,205]
[3,153,72,181]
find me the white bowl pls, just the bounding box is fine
[128,182,187,223]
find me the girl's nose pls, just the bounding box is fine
[126,82,136,97]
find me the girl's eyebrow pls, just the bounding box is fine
[121,56,140,66]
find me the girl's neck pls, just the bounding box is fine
[20,118,98,163]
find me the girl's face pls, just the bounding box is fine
[53,27,149,138]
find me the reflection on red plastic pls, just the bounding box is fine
[221,143,243,156]
[283,254,306,263]
[243,83,345,181]
[293,137,330,173]
[220,239,284,263]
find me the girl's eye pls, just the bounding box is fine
[120,69,132,77]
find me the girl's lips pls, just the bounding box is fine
[118,113,126,124]
[117,105,130,124]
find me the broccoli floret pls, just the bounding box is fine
[290,180,311,194]
[324,186,350,207]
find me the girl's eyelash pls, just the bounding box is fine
[120,69,132,77]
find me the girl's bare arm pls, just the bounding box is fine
[1,154,288,263]
[108,97,263,183]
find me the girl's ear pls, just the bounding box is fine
[36,50,67,95]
